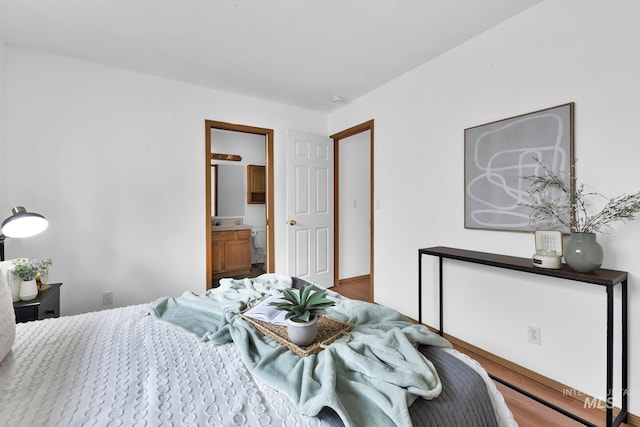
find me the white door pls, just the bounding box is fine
[287,130,334,287]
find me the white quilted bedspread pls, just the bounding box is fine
[0,304,331,427]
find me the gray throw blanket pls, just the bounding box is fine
[148,274,452,427]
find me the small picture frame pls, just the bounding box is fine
[534,230,563,256]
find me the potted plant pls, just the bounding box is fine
[13,258,53,301]
[522,158,640,272]
[269,285,336,346]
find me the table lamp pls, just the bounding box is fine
[0,206,48,261]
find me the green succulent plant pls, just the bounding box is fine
[269,285,336,323]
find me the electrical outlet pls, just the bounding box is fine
[527,325,541,345]
[103,291,113,305]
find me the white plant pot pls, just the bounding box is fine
[19,279,39,301]
[286,315,318,346]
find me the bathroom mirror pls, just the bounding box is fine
[211,164,245,217]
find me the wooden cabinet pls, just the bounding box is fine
[247,165,266,204]
[211,229,251,277]
[210,240,224,274]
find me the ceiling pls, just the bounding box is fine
[0,0,541,112]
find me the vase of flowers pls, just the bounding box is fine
[522,159,640,273]
[13,258,53,301]
[269,285,336,346]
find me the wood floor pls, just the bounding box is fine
[330,277,632,427]
[331,276,372,301]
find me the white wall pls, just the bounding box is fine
[329,0,639,415]
[2,46,327,315]
[0,41,6,213]
[339,131,370,279]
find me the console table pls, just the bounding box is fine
[418,246,628,427]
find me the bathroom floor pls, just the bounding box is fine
[211,263,266,288]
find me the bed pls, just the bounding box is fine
[0,273,516,426]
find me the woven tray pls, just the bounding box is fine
[240,312,353,357]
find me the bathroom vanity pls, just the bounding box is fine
[211,225,252,278]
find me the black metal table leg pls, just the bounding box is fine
[606,285,614,427]
[418,252,422,324]
[438,256,443,336]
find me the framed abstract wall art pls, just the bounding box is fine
[464,102,574,232]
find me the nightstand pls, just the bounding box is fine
[13,283,62,323]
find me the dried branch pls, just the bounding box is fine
[521,158,640,234]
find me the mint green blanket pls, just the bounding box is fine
[148,274,451,427]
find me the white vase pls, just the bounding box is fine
[286,315,318,346]
[19,279,39,301]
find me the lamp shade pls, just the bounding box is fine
[1,206,48,238]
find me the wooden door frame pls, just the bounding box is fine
[205,120,275,289]
[330,120,374,300]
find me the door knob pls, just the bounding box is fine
[288,219,297,226]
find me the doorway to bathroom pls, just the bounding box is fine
[205,120,274,289]
[331,120,374,302]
